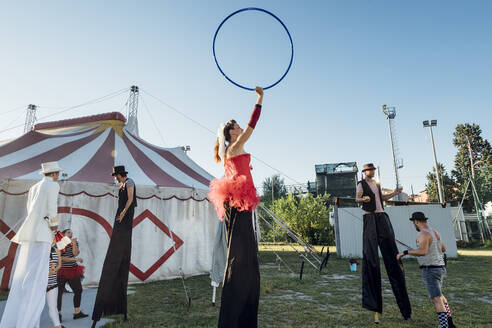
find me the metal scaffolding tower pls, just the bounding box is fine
[126,86,140,136]
[24,104,37,133]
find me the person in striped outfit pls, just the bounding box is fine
[47,244,64,328]
[57,229,88,321]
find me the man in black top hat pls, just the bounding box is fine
[92,166,136,327]
[355,163,412,321]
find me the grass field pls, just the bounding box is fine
[101,247,492,328]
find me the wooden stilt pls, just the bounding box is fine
[212,286,217,306]
[374,312,380,324]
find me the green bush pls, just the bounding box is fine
[484,239,492,248]
[456,240,468,248]
[266,193,334,245]
[456,239,492,249]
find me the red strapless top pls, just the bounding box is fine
[208,153,260,220]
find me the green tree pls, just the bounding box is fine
[475,161,492,204]
[451,123,492,210]
[270,193,334,245]
[425,163,458,203]
[261,174,287,207]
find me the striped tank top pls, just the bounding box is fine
[61,241,79,268]
[417,228,445,267]
[48,247,58,291]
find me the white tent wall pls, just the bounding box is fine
[334,204,458,258]
[0,178,217,288]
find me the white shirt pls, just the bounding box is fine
[11,176,60,244]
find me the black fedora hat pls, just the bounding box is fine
[409,212,428,221]
[362,163,376,172]
[112,165,128,176]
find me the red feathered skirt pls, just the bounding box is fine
[209,175,260,220]
[58,265,85,280]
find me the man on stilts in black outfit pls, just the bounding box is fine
[91,166,136,327]
[355,163,412,321]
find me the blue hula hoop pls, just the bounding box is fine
[212,7,294,91]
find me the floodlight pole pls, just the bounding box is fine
[423,120,444,204]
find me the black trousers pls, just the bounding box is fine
[218,206,260,328]
[57,275,83,311]
[92,207,134,322]
[362,212,412,319]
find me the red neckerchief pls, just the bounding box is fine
[119,178,128,190]
[55,231,72,252]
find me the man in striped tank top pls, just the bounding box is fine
[397,212,457,328]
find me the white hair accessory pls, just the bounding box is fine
[217,123,226,162]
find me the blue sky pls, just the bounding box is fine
[0,0,490,194]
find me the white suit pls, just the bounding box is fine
[12,177,60,244]
[0,176,59,328]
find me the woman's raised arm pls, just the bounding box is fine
[232,87,263,149]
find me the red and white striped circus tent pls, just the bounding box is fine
[0,112,212,188]
[0,111,217,288]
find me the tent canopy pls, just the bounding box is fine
[0,112,213,189]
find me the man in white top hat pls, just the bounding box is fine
[0,161,63,328]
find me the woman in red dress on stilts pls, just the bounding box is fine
[209,86,263,328]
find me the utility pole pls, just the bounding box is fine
[376,166,382,185]
[272,176,275,204]
[423,120,444,204]
[466,135,475,180]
